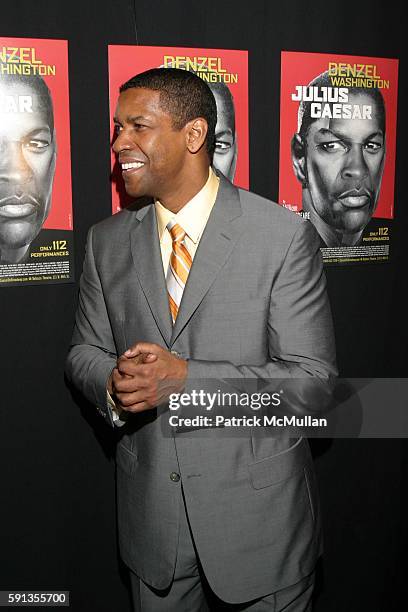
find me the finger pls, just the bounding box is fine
[116,359,152,378]
[118,353,158,366]
[118,352,157,366]
[117,354,141,369]
[113,374,147,393]
[118,400,155,413]
[112,368,127,388]
[142,353,158,363]
[113,363,133,380]
[124,342,163,358]
[115,389,154,406]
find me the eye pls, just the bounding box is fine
[132,123,147,131]
[23,139,50,151]
[319,141,348,153]
[364,141,383,153]
[113,124,122,134]
[215,140,232,153]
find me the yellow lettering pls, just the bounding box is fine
[8,47,18,63]
[30,47,41,64]
[20,48,31,62]
[328,62,337,76]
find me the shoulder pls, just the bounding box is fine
[87,205,148,247]
[237,186,314,244]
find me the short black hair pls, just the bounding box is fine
[298,70,386,139]
[120,67,217,156]
[0,66,54,134]
[161,60,235,137]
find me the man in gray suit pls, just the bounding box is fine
[66,68,336,611]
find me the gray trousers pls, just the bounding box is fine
[130,489,315,612]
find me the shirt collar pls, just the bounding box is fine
[155,168,219,243]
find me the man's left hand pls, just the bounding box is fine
[114,342,188,413]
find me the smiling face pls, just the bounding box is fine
[297,92,385,235]
[0,79,56,256]
[212,89,237,181]
[113,87,194,205]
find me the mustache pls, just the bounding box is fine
[0,194,40,207]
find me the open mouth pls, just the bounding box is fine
[121,161,145,172]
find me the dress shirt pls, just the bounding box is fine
[109,167,220,425]
[155,167,219,271]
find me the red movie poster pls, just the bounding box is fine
[108,45,248,213]
[279,51,398,266]
[0,37,73,285]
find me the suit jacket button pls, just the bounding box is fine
[170,472,180,482]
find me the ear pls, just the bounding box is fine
[185,118,208,154]
[291,133,308,186]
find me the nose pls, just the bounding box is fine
[112,128,135,155]
[0,140,33,185]
[341,144,369,182]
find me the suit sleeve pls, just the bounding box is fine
[186,220,337,415]
[65,226,117,427]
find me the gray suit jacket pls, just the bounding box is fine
[66,174,337,603]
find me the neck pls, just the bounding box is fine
[306,208,363,247]
[159,165,210,213]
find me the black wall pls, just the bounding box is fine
[1,1,406,610]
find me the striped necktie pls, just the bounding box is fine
[166,220,192,323]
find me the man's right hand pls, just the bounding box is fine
[107,351,158,402]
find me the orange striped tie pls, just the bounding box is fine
[166,221,192,323]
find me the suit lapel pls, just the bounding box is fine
[130,204,173,347]
[171,176,244,344]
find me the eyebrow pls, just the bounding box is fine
[215,129,234,138]
[128,114,151,122]
[316,128,384,141]
[27,127,52,134]
[113,114,151,124]
[20,126,52,140]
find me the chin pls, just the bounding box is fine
[345,226,367,235]
[345,216,371,234]
[0,228,37,249]
[1,237,34,250]
[124,184,148,199]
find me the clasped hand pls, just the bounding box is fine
[108,342,188,413]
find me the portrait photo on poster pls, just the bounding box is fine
[0,62,56,263]
[0,38,73,286]
[279,51,398,266]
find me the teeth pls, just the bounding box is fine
[121,161,144,170]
